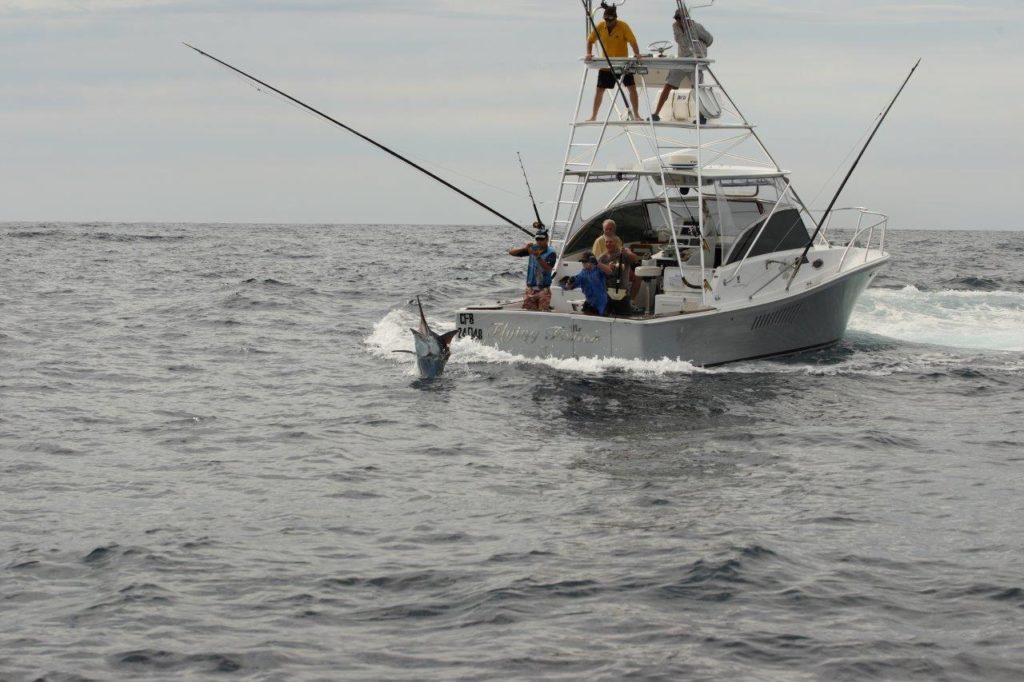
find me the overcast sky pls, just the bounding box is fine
[1,0,1022,229]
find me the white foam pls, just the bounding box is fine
[364,309,416,358]
[451,336,708,376]
[851,286,1024,352]
[363,309,423,376]
[725,349,1024,377]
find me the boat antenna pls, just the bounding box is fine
[516,152,544,229]
[789,59,920,288]
[182,43,534,237]
[582,1,633,111]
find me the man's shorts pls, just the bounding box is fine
[665,69,692,90]
[522,287,551,311]
[605,294,632,316]
[666,67,703,89]
[597,69,635,90]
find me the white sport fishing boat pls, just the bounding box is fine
[186,5,913,371]
[455,0,904,366]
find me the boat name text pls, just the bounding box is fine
[487,321,601,346]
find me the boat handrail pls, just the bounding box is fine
[582,56,714,68]
[833,208,889,271]
[564,168,788,180]
[742,207,887,300]
[573,121,754,130]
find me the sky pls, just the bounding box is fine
[1,0,1022,230]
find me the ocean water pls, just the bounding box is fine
[2,223,1023,681]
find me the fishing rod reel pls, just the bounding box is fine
[592,0,626,19]
[679,219,702,238]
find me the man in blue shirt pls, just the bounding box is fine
[509,229,557,310]
[561,251,609,316]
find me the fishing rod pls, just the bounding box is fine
[182,43,534,237]
[675,1,700,67]
[789,59,920,288]
[582,1,633,111]
[516,152,544,229]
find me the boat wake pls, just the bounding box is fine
[851,286,1024,352]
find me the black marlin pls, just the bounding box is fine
[394,297,458,379]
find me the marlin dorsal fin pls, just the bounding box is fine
[439,329,458,348]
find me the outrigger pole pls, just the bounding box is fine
[789,59,921,287]
[183,43,534,237]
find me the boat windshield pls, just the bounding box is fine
[563,176,812,264]
[707,176,812,263]
[563,202,657,254]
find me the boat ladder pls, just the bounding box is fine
[551,133,601,237]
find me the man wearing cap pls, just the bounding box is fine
[585,4,643,121]
[561,251,608,316]
[651,7,714,122]
[509,230,557,311]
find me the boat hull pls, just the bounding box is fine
[455,260,885,366]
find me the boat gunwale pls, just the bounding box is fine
[460,250,890,326]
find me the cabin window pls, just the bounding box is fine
[710,199,764,240]
[564,202,653,253]
[725,208,810,264]
[647,200,703,242]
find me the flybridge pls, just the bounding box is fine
[551,38,794,265]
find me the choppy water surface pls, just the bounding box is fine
[2,223,1023,681]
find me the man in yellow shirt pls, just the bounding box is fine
[585,5,642,121]
[592,219,617,259]
[592,218,637,261]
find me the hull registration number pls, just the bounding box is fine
[457,312,483,341]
